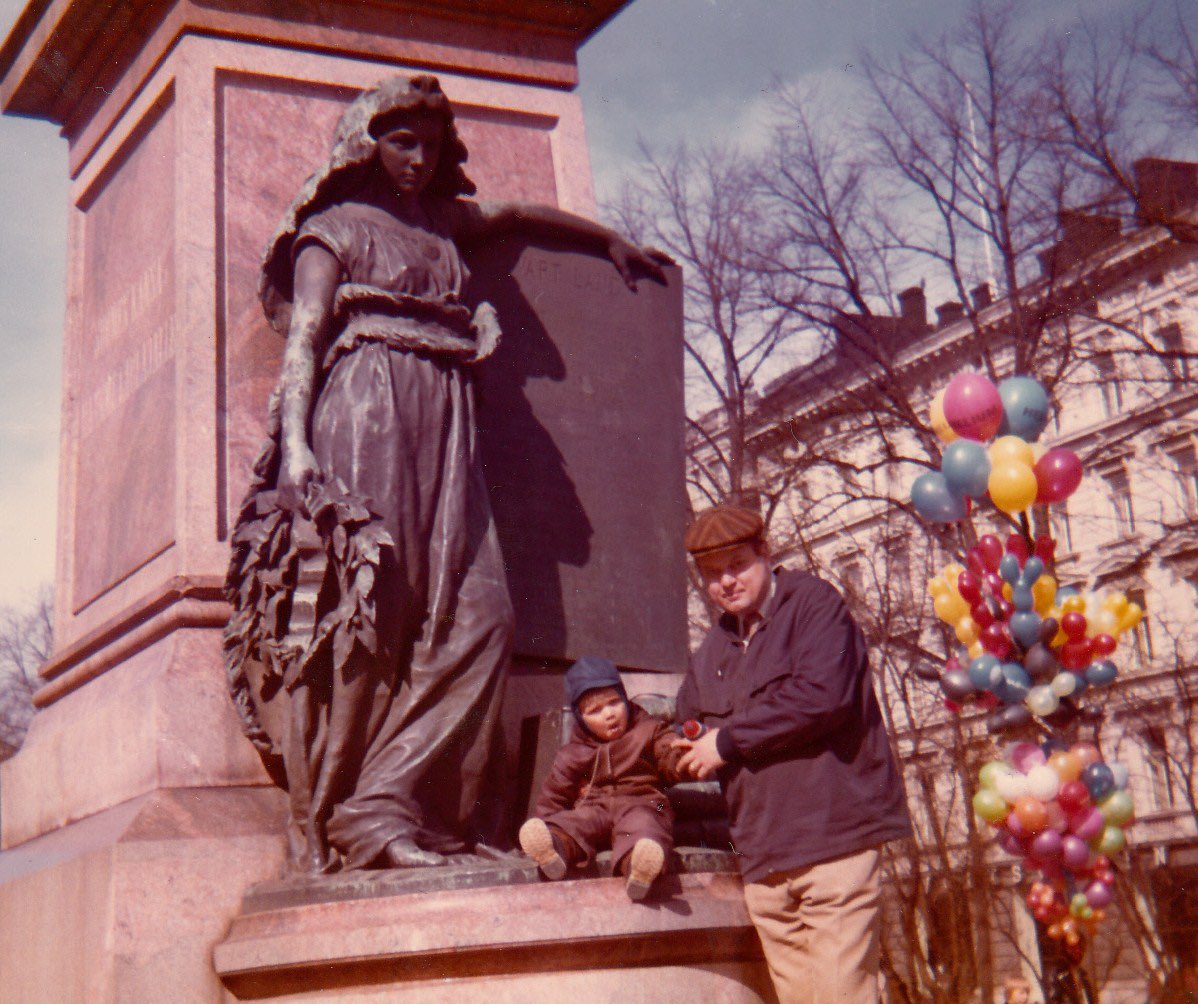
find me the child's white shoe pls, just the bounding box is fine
[519,818,567,880]
[625,838,665,901]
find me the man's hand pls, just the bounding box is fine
[675,728,726,780]
[607,235,668,290]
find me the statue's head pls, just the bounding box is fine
[356,75,474,199]
[259,74,474,331]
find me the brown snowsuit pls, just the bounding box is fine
[532,704,683,869]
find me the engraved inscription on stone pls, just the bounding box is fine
[72,102,178,610]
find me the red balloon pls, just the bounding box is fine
[1035,448,1083,503]
[1061,612,1087,640]
[977,534,1004,572]
[997,599,1015,620]
[1092,634,1117,657]
[1034,534,1057,565]
[1006,534,1030,563]
[967,550,987,578]
[1059,639,1093,671]
[957,571,982,604]
[1057,780,1091,813]
[943,372,1004,441]
[981,623,1013,658]
[984,572,1005,597]
[972,602,995,630]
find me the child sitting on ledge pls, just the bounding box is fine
[519,656,684,901]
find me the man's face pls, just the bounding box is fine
[577,686,629,742]
[696,542,771,618]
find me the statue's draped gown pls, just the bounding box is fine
[230,188,513,871]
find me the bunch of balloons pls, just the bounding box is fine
[925,533,1144,732]
[973,741,1133,962]
[913,372,1083,521]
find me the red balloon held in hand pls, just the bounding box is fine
[972,602,996,629]
[967,550,988,578]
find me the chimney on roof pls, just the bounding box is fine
[935,301,965,328]
[1038,210,1122,275]
[897,286,927,334]
[972,283,992,310]
[1134,158,1198,225]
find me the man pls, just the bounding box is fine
[675,504,911,1004]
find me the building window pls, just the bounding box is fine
[1102,466,1136,535]
[1158,322,1190,389]
[1164,439,1198,518]
[1094,354,1122,417]
[1144,727,1177,812]
[833,554,865,602]
[1054,503,1074,553]
[1126,587,1154,663]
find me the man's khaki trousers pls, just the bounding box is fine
[743,846,881,1004]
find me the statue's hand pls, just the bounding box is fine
[279,442,320,496]
[607,234,669,290]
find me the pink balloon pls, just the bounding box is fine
[1085,880,1114,908]
[1032,829,1063,862]
[1071,807,1105,842]
[1062,834,1090,870]
[1034,448,1083,503]
[943,372,1003,441]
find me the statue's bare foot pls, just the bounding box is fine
[384,838,446,869]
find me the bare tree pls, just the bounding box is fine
[0,588,52,759]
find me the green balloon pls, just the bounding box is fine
[1094,824,1126,855]
[979,761,1009,790]
[1099,790,1135,827]
[973,788,1009,823]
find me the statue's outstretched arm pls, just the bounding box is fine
[278,243,339,494]
[464,201,669,291]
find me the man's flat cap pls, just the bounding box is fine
[684,504,764,556]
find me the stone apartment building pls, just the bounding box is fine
[692,158,1198,1001]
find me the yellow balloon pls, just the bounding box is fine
[943,563,965,588]
[1002,582,1014,602]
[935,592,970,624]
[928,579,948,598]
[989,435,1035,467]
[1120,603,1144,633]
[1032,575,1057,615]
[968,641,984,660]
[1061,595,1086,614]
[989,461,1038,514]
[955,614,980,646]
[930,389,958,444]
[1102,592,1129,617]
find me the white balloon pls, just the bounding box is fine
[1026,685,1060,717]
[995,772,1031,803]
[1027,763,1062,801]
[1050,672,1079,697]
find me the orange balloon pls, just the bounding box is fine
[1071,743,1102,769]
[1048,751,1083,783]
[1014,796,1050,833]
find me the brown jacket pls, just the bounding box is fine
[533,704,683,816]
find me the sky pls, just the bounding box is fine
[0,0,1139,608]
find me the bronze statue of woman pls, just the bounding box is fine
[224,75,663,874]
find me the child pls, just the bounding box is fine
[519,656,683,900]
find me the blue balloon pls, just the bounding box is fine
[1082,762,1116,801]
[1011,586,1035,612]
[997,662,1031,703]
[1058,586,1079,601]
[1010,611,1042,649]
[1086,659,1118,687]
[911,472,968,522]
[1021,556,1045,584]
[941,439,991,497]
[968,654,1002,691]
[997,376,1051,441]
[999,553,1022,585]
